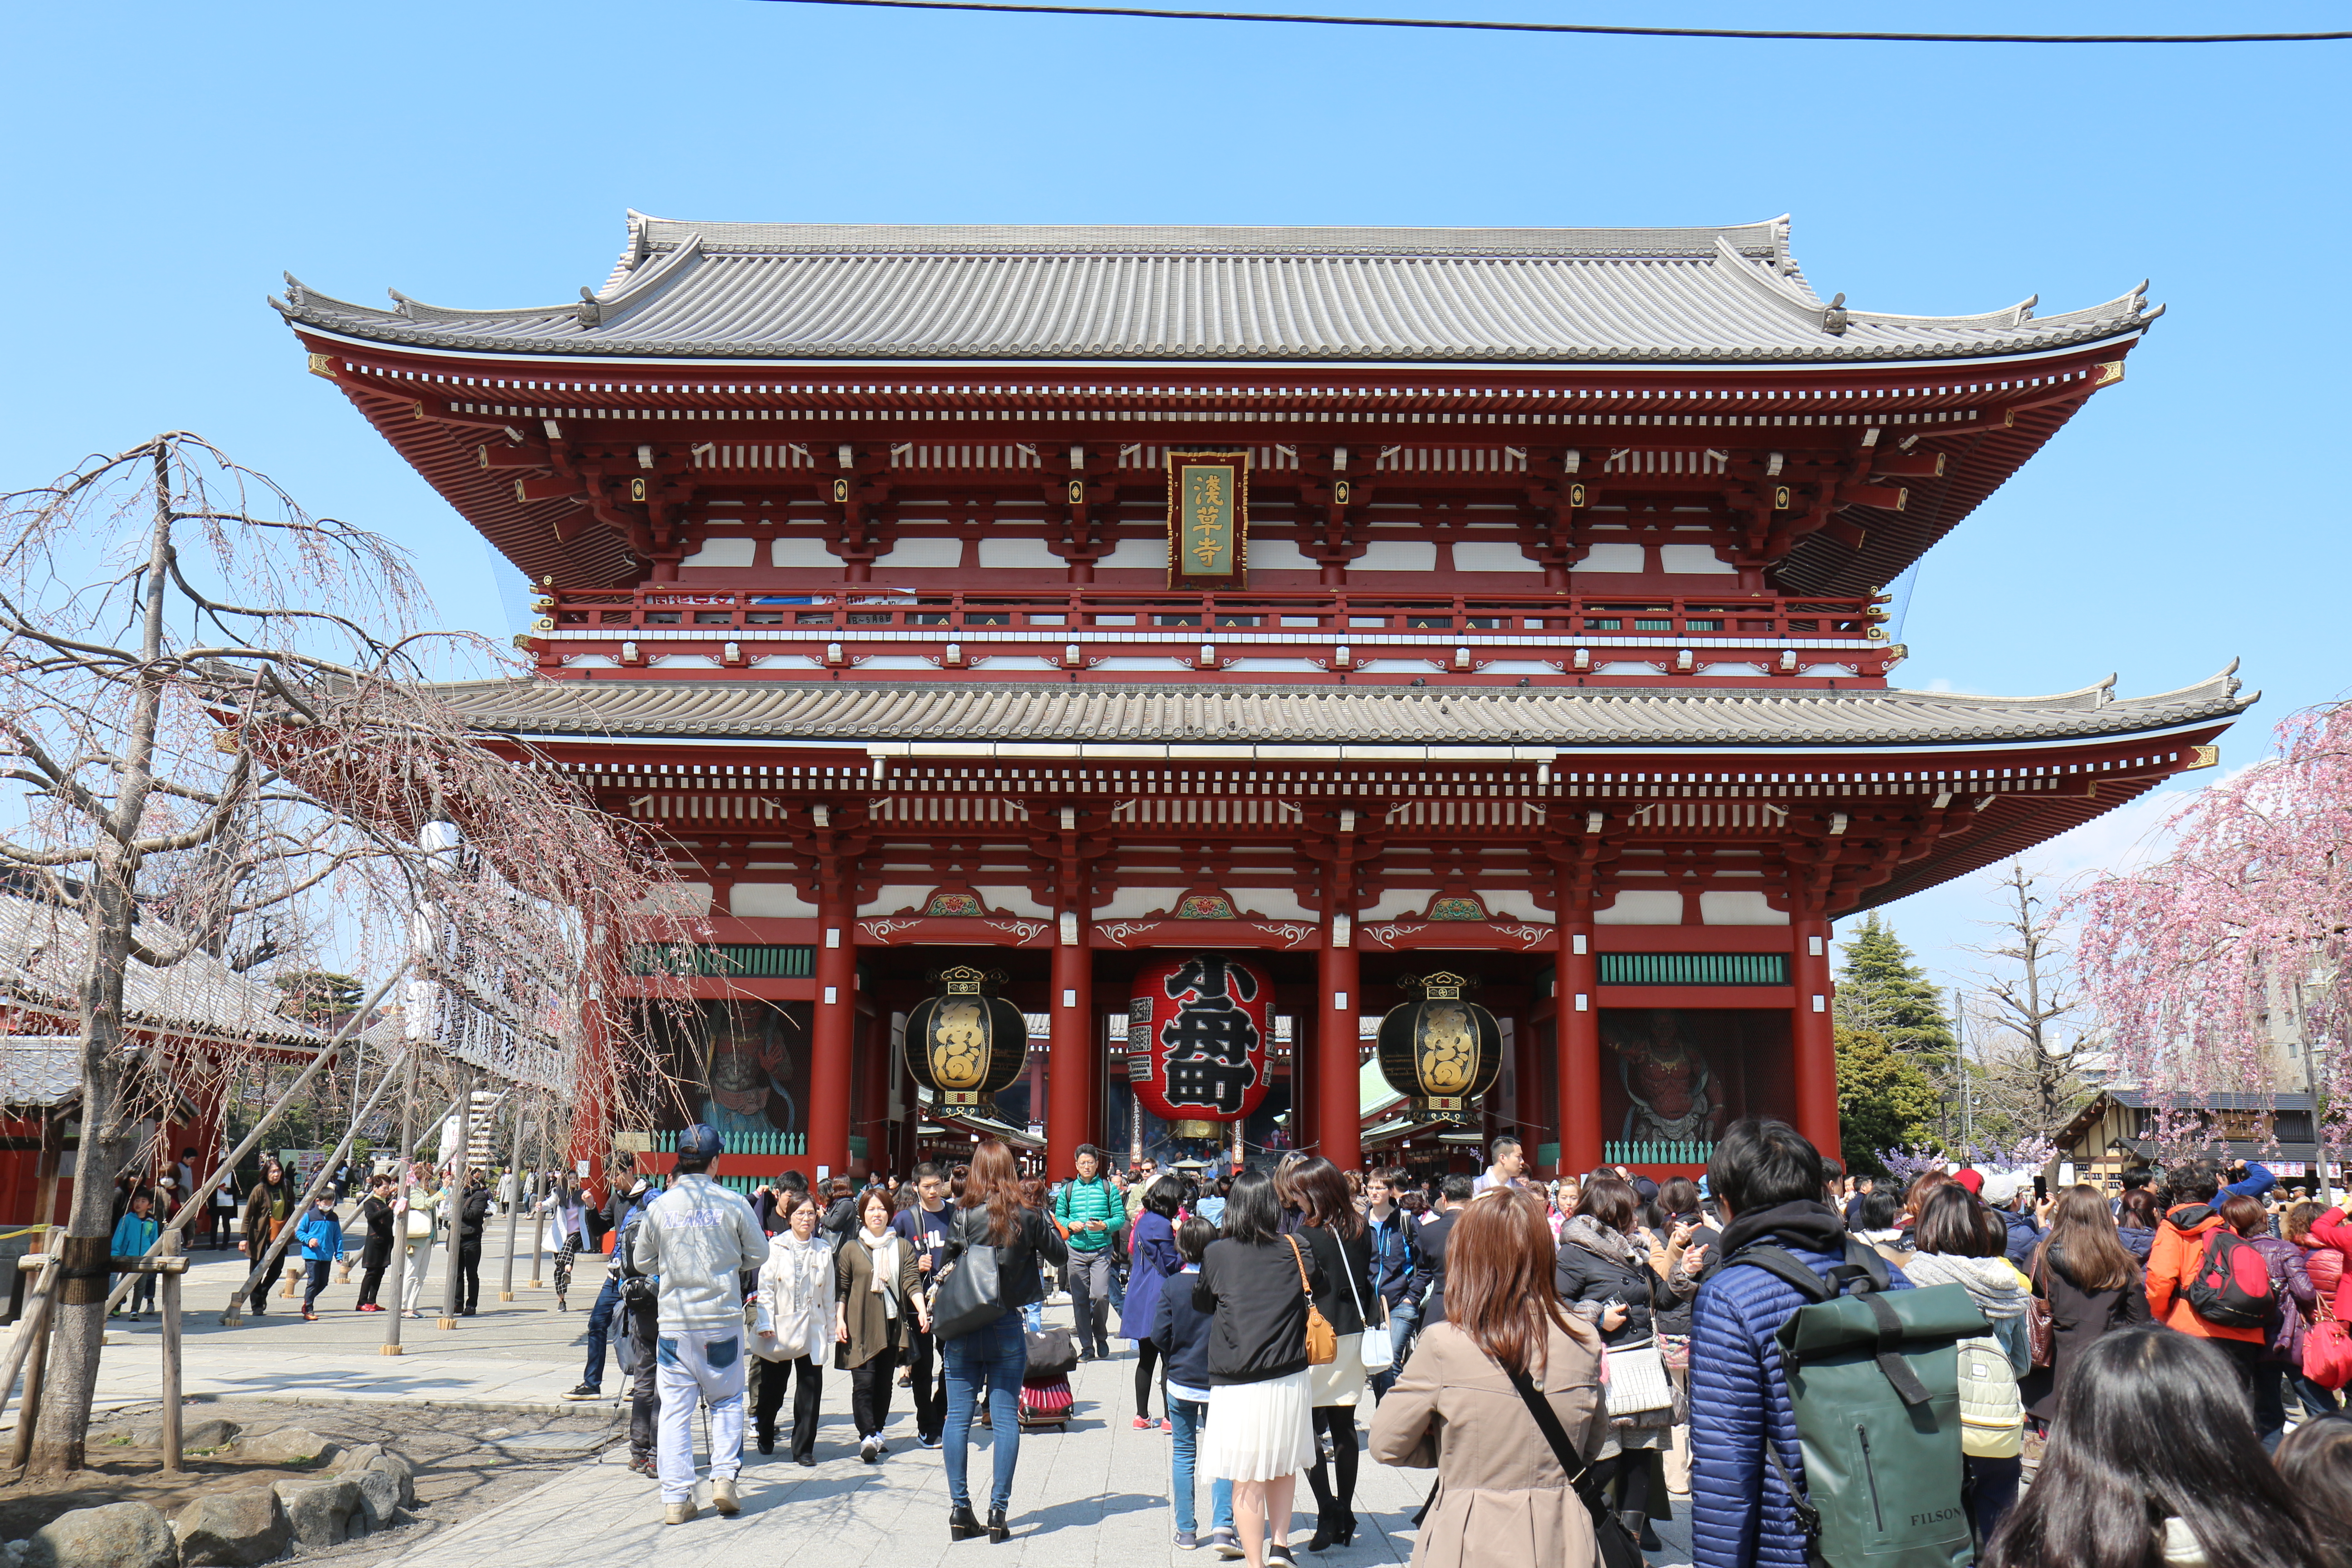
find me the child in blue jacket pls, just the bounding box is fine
[292,1192,344,1320]
[110,1190,162,1318]
[1151,1216,1237,1554]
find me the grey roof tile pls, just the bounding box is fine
[279,213,2156,367]
[431,667,2250,750]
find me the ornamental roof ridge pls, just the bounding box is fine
[274,210,2160,368]
[614,211,1798,260]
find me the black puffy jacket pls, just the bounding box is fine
[1552,1218,1671,1346]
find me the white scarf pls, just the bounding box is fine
[859,1229,902,1318]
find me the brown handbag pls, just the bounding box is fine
[2026,1253,2055,1369]
[1288,1235,1338,1366]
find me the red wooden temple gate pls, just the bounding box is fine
[279,214,2249,1181]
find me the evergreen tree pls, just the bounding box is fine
[1835,1028,1941,1177]
[1835,913,1958,1071]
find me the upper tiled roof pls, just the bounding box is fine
[432,666,2249,753]
[276,212,2157,367]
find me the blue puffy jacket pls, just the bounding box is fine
[1688,1241,1914,1568]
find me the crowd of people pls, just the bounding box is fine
[110,1125,2352,1567]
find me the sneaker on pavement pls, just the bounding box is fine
[917,1432,942,1450]
[664,1502,698,1525]
[711,1478,740,1515]
[1174,1531,1199,1551]
[1209,1528,1243,1560]
[860,1436,881,1464]
[629,1453,657,1477]
[564,1383,603,1400]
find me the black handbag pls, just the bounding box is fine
[1500,1361,1645,1568]
[931,1213,1010,1341]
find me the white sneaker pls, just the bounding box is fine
[664,1502,698,1525]
[711,1477,740,1515]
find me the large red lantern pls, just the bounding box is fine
[1127,954,1274,1137]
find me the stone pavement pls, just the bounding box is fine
[29,1222,1700,1566]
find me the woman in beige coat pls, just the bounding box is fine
[1369,1186,1610,1568]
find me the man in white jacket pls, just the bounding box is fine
[629,1124,770,1524]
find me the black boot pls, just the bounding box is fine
[950,1505,983,1542]
[988,1509,1011,1544]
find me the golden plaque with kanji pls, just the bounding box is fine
[1165,450,1250,587]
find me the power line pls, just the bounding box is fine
[758,0,2352,44]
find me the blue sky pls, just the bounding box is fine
[4,1,2344,994]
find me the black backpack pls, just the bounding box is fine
[1728,1239,1989,1568]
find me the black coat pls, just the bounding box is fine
[1552,1223,1672,1347]
[1413,1211,1459,1323]
[1299,1223,1377,1337]
[940,1203,1068,1313]
[2019,1245,2150,1421]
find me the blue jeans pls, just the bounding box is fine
[1166,1397,1235,1535]
[581,1274,622,1390]
[944,1313,1028,1513]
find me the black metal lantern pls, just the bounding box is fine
[902,965,1029,1110]
[1375,971,1502,1122]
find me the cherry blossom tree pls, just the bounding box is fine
[2073,702,2352,1166]
[0,434,696,1474]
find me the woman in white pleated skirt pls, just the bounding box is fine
[1194,1170,1326,1568]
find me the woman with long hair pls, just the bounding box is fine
[1289,1156,1377,1550]
[1984,1328,2319,1568]
[751,1189,836,1463]
[2114,1185,2161,1261]
[1120,1174,1185,1430]
[2274,1417,2352,1568]
[937,1138,1068,1544]
[238,1156,293,1316]
[1904,1183,2032,1544]
[2020,1184,2149,1430]
[1550,1172,1698,1548]
[1370,1186,1608,1568]
[2220,1192,2318,1450]
[1195,1167,1326,1568]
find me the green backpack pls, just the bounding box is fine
[1729,1240,1989,1568]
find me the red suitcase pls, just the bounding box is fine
[1018,1377,1073,1430]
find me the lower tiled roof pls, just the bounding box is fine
[430,668,2250,752]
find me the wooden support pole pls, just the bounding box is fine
[528,1109,546,1290]
[1048,925,1093,1179]
[1557,913,1603,1179]
[1790,915,1842,1158]
[499,1108,525,1301]
[810,913,857,1177]
[8,1255,54,1471]
[159,1230,181,1473]
[439,1068,473,1330]
[0,1255,59,1447]
[383,1047,421,1357]
[1317,935,1362,1172]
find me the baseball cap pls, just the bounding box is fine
[1952,1168,1984,1196]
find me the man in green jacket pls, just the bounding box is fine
[1053,1144,1121,1360]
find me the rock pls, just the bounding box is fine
[171,1491,289,1568]
[348,1473,400,1534]
[479,1427,512,1441]
[327,1444,382,1475]
[133,1419,239,1453]
[362,1452,415,1509]
[270,1481,358,1551]
[234,1429,337,1467]
[23,1502,178,1568]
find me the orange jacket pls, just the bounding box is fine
[2146,1204,2264,1343]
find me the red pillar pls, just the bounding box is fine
[1048,923,1094,1178]
[1557,915,1603,1177]
[858,1001,890,1176]
[1318,933,1362,1171]
[1791,914,1841,1156]
[1511,1010,1540,1167]
[809,911,857,1177]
